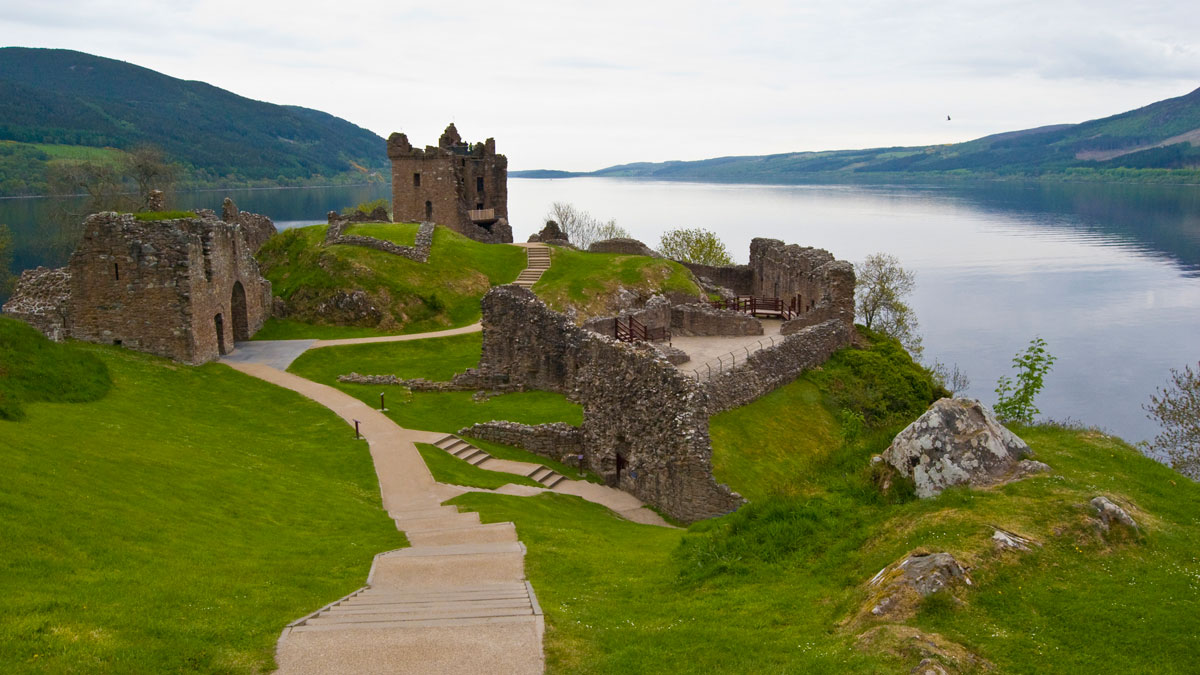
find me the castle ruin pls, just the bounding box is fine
[3,203,275,365]
[387,123,512,244]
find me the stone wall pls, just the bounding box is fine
[387,124,512,244]
[476,285,743,523]
[670,303,763,337]
[324,215,436,262]
[338,370,523,393]
[221,198,278,252]
[457,421,584,461]
[2,267,73,340]
[680,261,754,296]
[588,237,658,257]
[703,318,852,414]
[580,295,672,339]
[749,238,856,332]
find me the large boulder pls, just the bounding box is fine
[527,220,571,246]
[863,551,971,620]
[883,398,1049,498]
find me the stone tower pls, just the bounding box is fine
[387,123,512,244]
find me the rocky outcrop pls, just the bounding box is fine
[883,398,1050,498]
[856,625,992,673]
[527,220,572,247]
[588,237,658,257]
[865,552,971,620]
[1091,496,1139,531]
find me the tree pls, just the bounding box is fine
[993,337,1056,424]
[1143,362,1200,479]
[122,144,177,210]
[657,228,733,265]
[545,202,623,249]
[0,224,14,297]
[855,252,922,358]
[930,360,971,395]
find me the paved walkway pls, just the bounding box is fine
[226,362,544,675]
[670,318,784,376]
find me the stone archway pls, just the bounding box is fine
[214,313,226,355]
[231,281,249,342]
[425,200,433,220]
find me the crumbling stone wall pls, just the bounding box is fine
[680,261,754,296]
[703,319,852,414]
[220,198,278,252]
[457,421,584,462]
[6,210,273,364]
[581,295,672,339]
[477,285,743,522]
[588,237,658,257]
[527,221,572,247]
[324,214,436,262]
[2,267,73,340]
[387,123,512,244]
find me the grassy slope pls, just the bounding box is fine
[255,223,525,339]
[287,335,582,436]
[532,247,702,319]
[415,443,541,489]
[0,323,401,672]
[447,331,1200,673]
[0,317,111,420]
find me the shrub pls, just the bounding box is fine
[657,228,733,265]
[994,337,1056,423]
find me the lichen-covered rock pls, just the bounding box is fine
[992,528,1038,552]
[856,625,992,674]
[1091,496,1139,531]
[865,552,971,620]
[883,398,1048,498]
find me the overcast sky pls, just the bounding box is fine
[3,1,1199,171]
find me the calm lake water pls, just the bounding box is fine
[3,179,1198,444]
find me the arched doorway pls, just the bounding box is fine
[425,200,433,220]
[214,313,226,355]
[231,281,249,342]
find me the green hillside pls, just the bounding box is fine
[0,47,388,195]
[513,86,1200,183]
[0,318,402,671]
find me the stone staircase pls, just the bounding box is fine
[434,434,568,488]
[281,504,542,635]
[514,244,551,289]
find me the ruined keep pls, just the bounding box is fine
[3,209,274,365]
[387,123,512,244]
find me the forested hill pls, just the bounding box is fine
[513,86,1200,183]
[0,47,388,194]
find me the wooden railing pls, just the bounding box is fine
[612,316,670,343]
[468,208,496,223]
[709,296,800,320]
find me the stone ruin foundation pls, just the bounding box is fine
[3,205,275,365]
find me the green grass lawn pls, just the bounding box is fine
[343,222,417,246]
[0,318,111,420]
[0,321,401,672]
[256,223,525,339]
[415,443,542,489]
[286,334,582,436]
[532,247,702,319]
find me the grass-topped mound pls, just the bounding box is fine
[443,328,1200,672]
[0,316,112,420]
[532,246,703,320]
[255,223,525,339]
[0,341,401,671]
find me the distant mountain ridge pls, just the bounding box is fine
[0,47,388,194]
[513,87,1200,182]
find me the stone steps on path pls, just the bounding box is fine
[433,434,566,488]
[514,244,551,289]
[288,581,540,632]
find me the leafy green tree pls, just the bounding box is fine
[1143,362,1200,479]
[993,337,1056,423]
[0,224,14,297]
[855,252,922,358]
[657,228,733,266]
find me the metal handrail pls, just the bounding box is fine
[689,335,779,381]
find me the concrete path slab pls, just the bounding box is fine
[222,339,316,370]
[310,322,482,349]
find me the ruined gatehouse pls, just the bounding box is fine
[387,123,512,244]
[3,204,275,365]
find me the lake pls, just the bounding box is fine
[4,179,1198,444]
